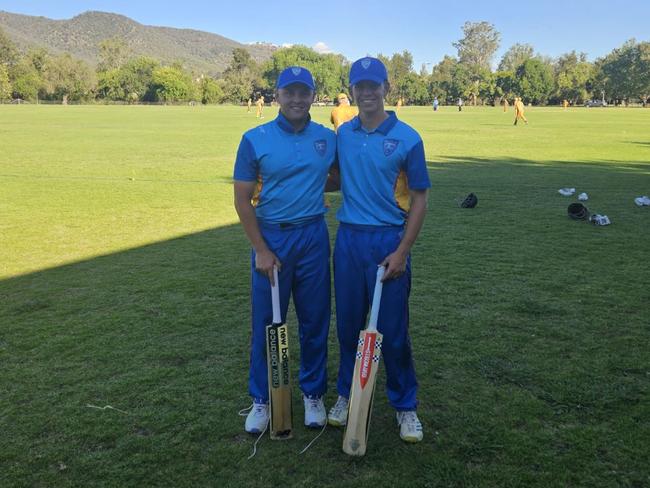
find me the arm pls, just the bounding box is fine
[324,162,340,192]
[381,189,428,281]
[233,180,281,285]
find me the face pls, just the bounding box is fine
[276,83,315,123]
[351,80,388,114]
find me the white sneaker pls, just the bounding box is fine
[396,411,423,443]
[245,402,269,434]
[327,396,349,427]
[303,396,326,428]
[558,188,576,196]
[578,192,589,201]
[634,196,650,206]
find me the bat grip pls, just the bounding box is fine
[367,266,385,332]
[271,265,281,324]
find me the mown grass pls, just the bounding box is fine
[1,104,649,487]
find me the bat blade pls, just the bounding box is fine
[342,329,383,455]
[266,266,292,440]
[343,265,385,456]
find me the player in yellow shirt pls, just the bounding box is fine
[396,97,403,113]
[247,98,252,112]
[255,95,264,119]
[563,99,569,109]
[514,97,528,125]
[330,93,358,131]
[503,97,509,112]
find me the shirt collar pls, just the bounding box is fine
[275,110,312,134]
[350,110,398,135]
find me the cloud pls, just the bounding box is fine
[313,41,332,54]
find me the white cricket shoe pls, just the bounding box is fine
[245,402,269,434]
[396,411,424,443]
[327,396,349,427]
[634,196,650,206]
[578,192,589,201]
[558,188,576,196]
[303,396,326,428]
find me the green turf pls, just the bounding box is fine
[1,105,649,487]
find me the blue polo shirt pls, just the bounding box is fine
[336,111,430,226]
[234,112,337,225]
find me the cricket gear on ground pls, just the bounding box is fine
[558,188,576,196]
[349,57,388,86]
[248,217,330,402]
[459,192,478,208]
[336,111,431,226]
[343,266,386,456]
[234,112,336,225]
[327,395,349,426]
[578,192,589,201]
[245,402,270,434]
[303,396,327,428]
[334,224,418,410]
[568,202,589,220]
[396,411,423,443]
[589,214,611,226]
[634,196,650,206]
[276,66,315,90]
[266,265,292,440]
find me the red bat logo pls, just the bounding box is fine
[359,332,376,389]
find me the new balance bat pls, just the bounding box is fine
[266,265,292,440]
[343,266,385,456]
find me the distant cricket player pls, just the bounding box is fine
[503,97,509,112]
[247,98,252,113]
[514,97,528,125]
[255,95,264,118]
[234,66,336,434]
[327,57,429,445]
[330,93,358,131]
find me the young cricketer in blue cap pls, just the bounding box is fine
[327,57,430,443]
[233,66,337,433]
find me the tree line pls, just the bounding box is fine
[1,22,648,106]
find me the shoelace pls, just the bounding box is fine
[330,397,347,415]
[306,398,322,410]
[238,403,269,459]
[399,411,420,427]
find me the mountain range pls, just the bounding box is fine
[0,10,277,75]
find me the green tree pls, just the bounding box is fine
[0,27,19,67]
[97,38,132,72]
[198,76,224,104]
[377,50,415,104]
[453,21,500,72]
[516,58,554,105]
[594,40,650,105]
[554,51,593,104]
[498,43,535,72]
[9,59,43,101]
[429,55,458,103]
[0,64,11,100]
[150,66,195,102]
[495,70,517,101]
[222,47,263,103]
[43,53,96,102]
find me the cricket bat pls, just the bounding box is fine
[266,265,292,440]
[343,265,385,456]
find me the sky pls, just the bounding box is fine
[1,0,648,71]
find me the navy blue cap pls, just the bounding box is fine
[276,66,315,90]
[349,57,388,86]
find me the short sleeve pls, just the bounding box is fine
[404,140,431,190]
[233,135,258,181]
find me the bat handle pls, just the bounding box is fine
[271,265,281,324]
[367,266,385,332]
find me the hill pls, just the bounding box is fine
[0,10,277,75]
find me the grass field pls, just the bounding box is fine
[1,104,649,487]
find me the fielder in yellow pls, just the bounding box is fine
[247,98,252,112]
[330,93,358,131]
[514,97,528,125]
[396,97,403,113]
[255,95,264,119]
[563,99,569,109]
[503,98,509,112]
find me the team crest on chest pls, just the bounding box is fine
[383,139,399,156]
[314,139,327,156]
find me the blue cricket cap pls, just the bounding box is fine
[276,66,315,90]
[349,57,388,86]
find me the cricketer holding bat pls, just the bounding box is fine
[328,57,430,443]
[233,66,337,434]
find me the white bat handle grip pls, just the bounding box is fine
[367,266,385,332]
[271,265,281,324]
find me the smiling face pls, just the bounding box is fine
[351,80,389,116]
[276,83,315,125]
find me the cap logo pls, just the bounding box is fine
[361,59,371,69]
[291,67,302,76]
